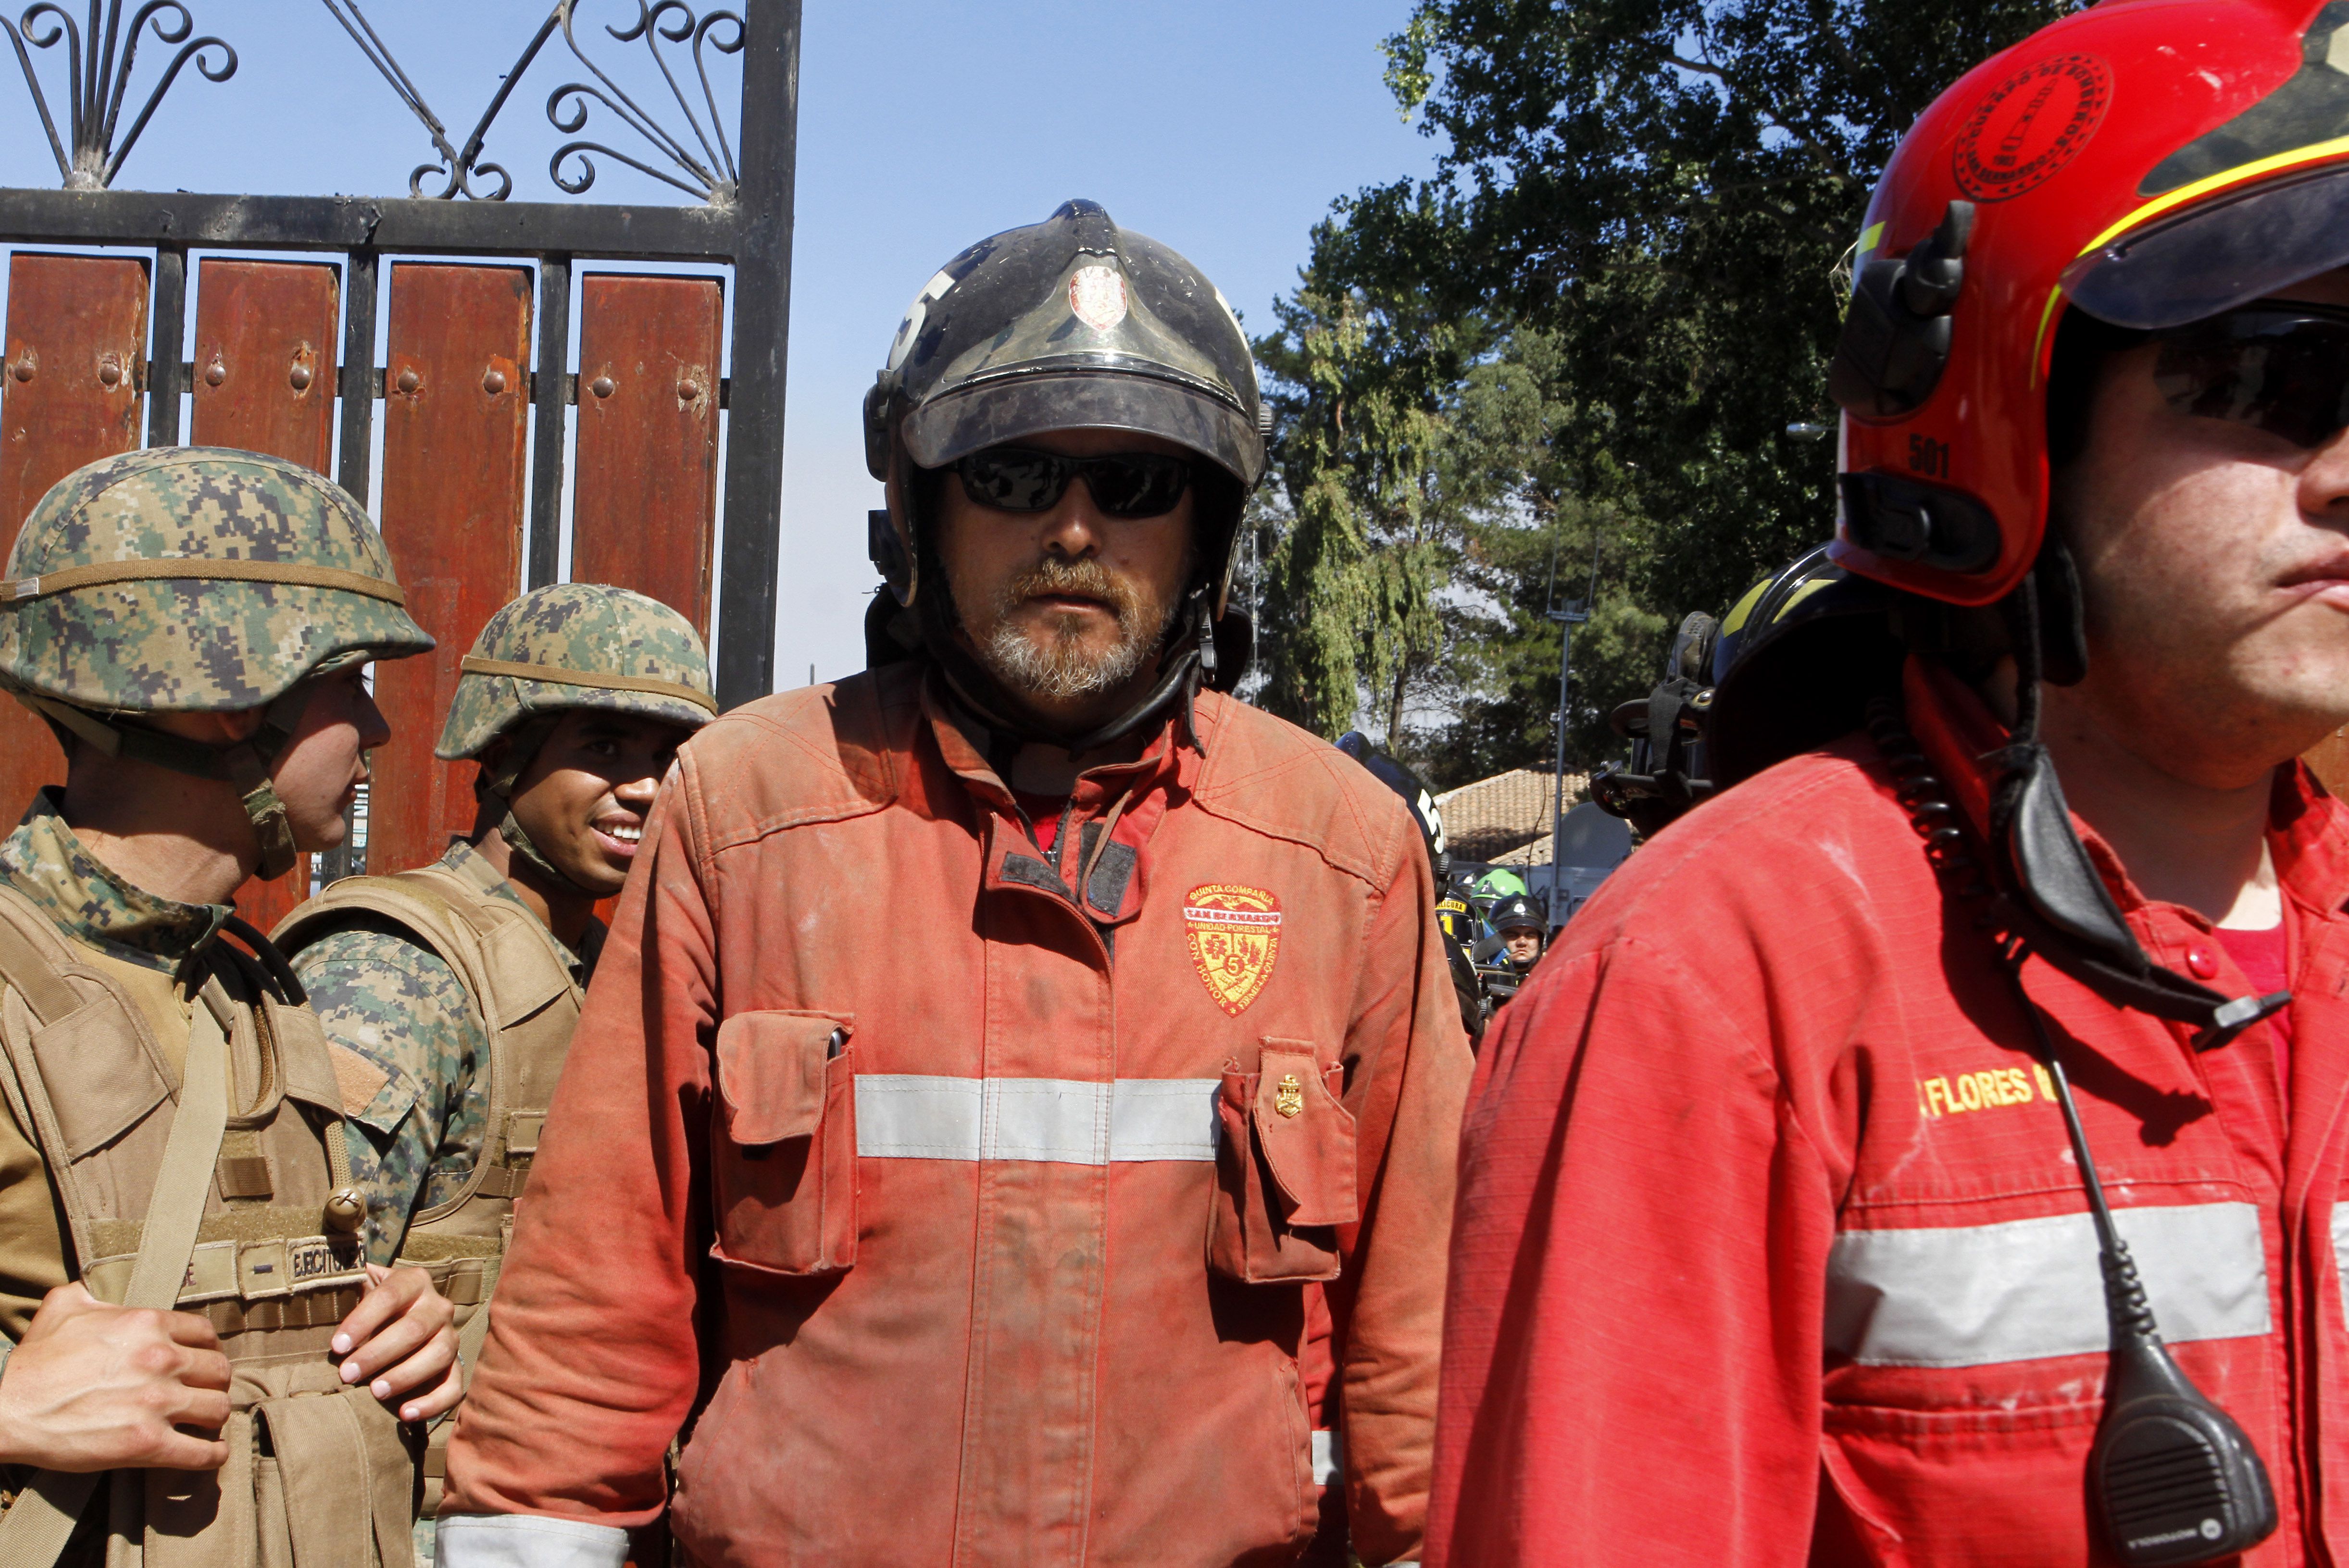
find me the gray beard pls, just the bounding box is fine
[979,606,1168,702]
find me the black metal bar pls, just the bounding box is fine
[0,188,742,261]
[713,0,797,709]
[144,238,182,446]
[527,252,570,590]
[337,248,377,504]
[333,246,381,884]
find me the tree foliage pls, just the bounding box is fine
[1246,282,1486,742]
[1246,290,1664,786]
[1242,0,2081,787]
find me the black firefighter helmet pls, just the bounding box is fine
[1488,894,1545,937]
[1593,545,1903,836]
[862,199,1271,751]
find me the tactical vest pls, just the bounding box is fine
[273,863,584,1516]
[0,885,416,1568]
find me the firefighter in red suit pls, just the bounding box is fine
[1430,2,2349,1563]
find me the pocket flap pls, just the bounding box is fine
[253,1385,414,1568]
[267,996,346,1118]
[715,1010,851,1146]
[31,997,167,1160]
[480,916,573,1024]
[1251,1043,1358,1229]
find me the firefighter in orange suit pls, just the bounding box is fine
[435,200,1472,1568]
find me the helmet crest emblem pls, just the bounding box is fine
[1954,54,2112,201]
[1069,265,1130,332]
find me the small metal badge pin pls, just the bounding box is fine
[1275,1074,1304,1119]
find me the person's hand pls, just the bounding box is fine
[331,1264,461,1422]
[0,1283,231,1471]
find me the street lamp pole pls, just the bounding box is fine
[1545,526,1602,912]
[1546,599,1588,901]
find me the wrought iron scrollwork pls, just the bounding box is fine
[326,0,742,205]
[1,0,236,190]
[548,0,743,204]
[322,0,561,201]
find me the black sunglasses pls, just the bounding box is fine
[953,446,1193,518]
[2152,302,2349,450]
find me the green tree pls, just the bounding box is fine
[1242,289,1663,787]
[1245,275,1491,742]
[1392,325,1666,788]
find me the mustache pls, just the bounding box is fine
[996,558,1142,623]
[975,557,1180,704]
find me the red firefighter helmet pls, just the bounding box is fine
[1832,0,2349,604]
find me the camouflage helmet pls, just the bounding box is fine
[0,447,434,881]
[0,447,431,711]
[437,583,714,761]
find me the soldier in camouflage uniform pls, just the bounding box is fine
[273,583,713,1535]
[0,448,463,1567]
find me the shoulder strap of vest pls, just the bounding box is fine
[0,979,232,1568]
[0,885,94,1027]
[395,866,578,1024]
[0,885,139,1273]
[0,891,74,1249]
[275,872,496,990]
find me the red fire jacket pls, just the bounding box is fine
[1429,658,2349,1567]
[442,665,1470,1567]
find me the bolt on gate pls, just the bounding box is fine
[0,0,799,932]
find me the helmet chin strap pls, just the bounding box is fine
[3,678,312,881]
[496,808,600,896]
[479,714,604,899]
[1984,575,2285,1050]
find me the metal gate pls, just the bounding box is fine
[0,0,799,930]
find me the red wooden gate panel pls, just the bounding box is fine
[573,273,723,925]
[370,263,531,879]
[0,254,149,826]
[572,274,722,635]
[0,253,729,914]
[189,258,341,931]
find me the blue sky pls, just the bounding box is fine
[0,1,1445,686]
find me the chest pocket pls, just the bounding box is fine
[1207,1038,1357,1283]
[710,1008,857,1276]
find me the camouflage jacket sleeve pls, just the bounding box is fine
[291,922,488,1266]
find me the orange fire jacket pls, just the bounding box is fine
[1432,658,2349,1566]
[441,663,1471,1568]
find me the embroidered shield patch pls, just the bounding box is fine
[1069,264,1129,332]
[1185,883,1282,1016]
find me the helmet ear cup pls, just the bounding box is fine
[872,435,924,609]
[1830,199,1974,419]
[869,509,913,606]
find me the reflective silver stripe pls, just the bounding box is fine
[2331,1204,2349,1307]
[435,1515,629,1568]
[1826,1201,2268,1368]
[1312,1428,1341,1487]
[854,1075,1221,1164]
